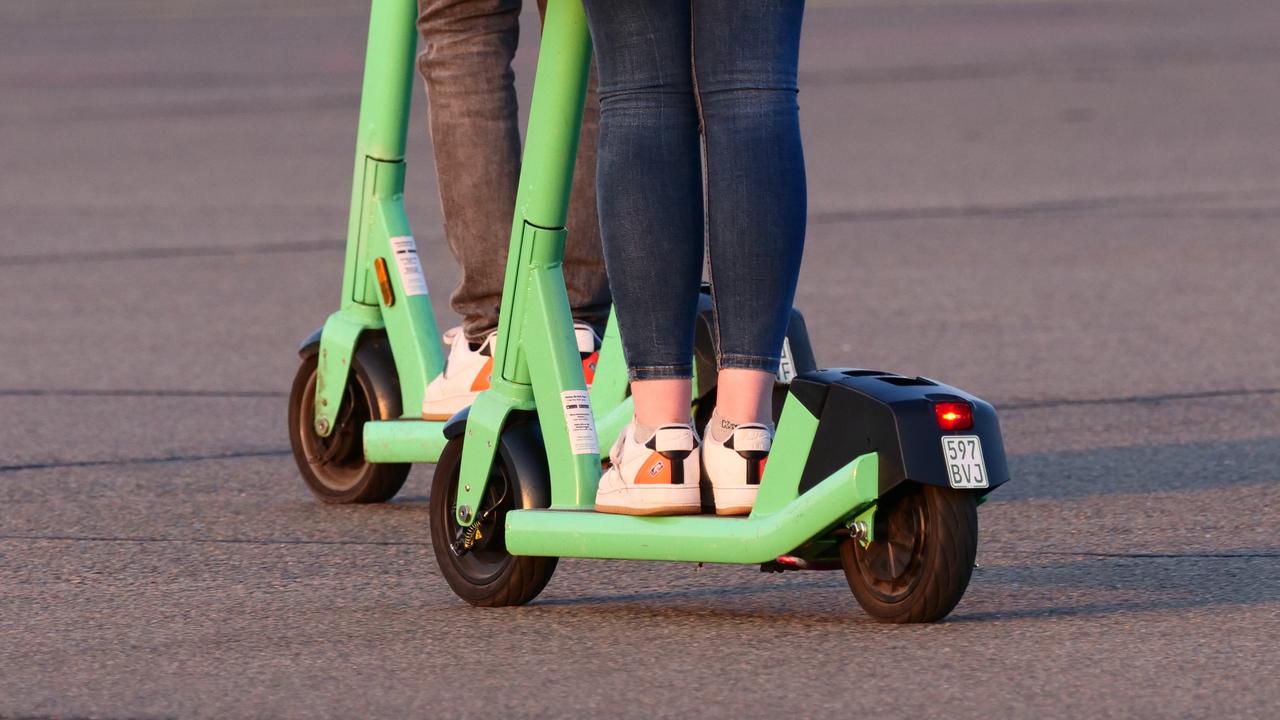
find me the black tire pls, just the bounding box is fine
[840,483,978,623]
[287,343,409,504]
[429,428,558,607]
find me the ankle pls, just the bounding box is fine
[633,418,694,445]
[707,409,774,443]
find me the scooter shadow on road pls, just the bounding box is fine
[522,548,1280,626]
[529,574,904,626]
[298,437,1279,625]
[945,549,1280,623]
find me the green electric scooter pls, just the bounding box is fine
[289,0,1011,622]
[286,0,814,506]
[286,0,815,505]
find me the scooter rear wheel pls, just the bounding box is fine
[840,483,978,623]
[287,348,409,503]
[429,429,558,607]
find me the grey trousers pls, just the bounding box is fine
[417,0,610,342]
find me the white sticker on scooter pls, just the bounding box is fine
[389,236,429,297]
[560,390,599,456]
[941,435,989,489]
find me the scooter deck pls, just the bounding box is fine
[504,452,879,564]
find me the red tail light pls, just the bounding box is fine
[934,402,973,431]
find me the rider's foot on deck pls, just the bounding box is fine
[594,422,702,516]
[421,326,495,420]
[703,414,772,516]
[422,323,598,420]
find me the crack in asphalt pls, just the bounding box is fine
[0,238,342,267]
[806,189,1256,225]
[3,191,1276,269]
[0,715,174,720]
[999,386,1280,411]
[800,45,1280,88]
[0,388,287,399]
[0,449,290,473]
[0,533,427,548]
[5,91,361,126]
[985,549,1280,560]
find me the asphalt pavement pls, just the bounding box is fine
[1,1,1278,718]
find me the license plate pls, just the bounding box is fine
[941,435,989,489]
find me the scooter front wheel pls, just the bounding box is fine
[287,346,409,503]
[840,483,978,623]
[429,426,558,607]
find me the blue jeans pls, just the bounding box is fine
[582,0,807,380]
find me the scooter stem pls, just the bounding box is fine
[453,0,600,521]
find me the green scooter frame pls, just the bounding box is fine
[286,0,644,504]
[295,0,1011,622]
[288,0,808,504]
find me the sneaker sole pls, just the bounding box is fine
[421,394,478,421]
[711,486,758,517]
[594,502,702,516]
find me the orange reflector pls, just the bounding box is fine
[581,351,599,385]
[374,257,395,307]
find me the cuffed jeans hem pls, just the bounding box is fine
[718,354,781,373]
[463,320,499,343]
[464,312,610,345]
[628,365,693,382]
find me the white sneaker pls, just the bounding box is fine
[594,423,702,516]
[703,422,772,516]
[422,323,600,420]
[421,327,494,420]
[574,323,601,385]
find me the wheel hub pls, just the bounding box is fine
[448,472,510,578]
[853,490,928,603]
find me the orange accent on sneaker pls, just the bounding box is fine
[581,351,599,385]
[634,452,673,484]
[470,356,494,392]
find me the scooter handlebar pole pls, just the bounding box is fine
[514,0,592,230]
[354,0,418,163]
[491,0,592,387]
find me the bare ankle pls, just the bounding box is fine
[631,378,693,428]
[713,368,774,425]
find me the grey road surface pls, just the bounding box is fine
[2,1,1278,718]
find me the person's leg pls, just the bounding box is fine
[583,0,704,515]
[418,0,522,342]
[693,0,806,515]
[583,0,703,424]
[417,0,609,418]
[693,0,807,425]
[419,0,609,341]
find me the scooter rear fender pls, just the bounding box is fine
[789,369,1011,497]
